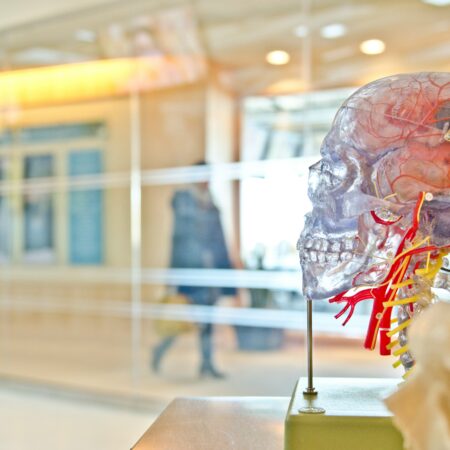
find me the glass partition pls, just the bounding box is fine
[0,0,448,409]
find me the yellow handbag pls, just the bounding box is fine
[154,293,196,337]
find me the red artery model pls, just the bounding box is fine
[330,192,449,357]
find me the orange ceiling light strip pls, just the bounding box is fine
[0,56,205,108]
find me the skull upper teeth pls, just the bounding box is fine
[330,242,341,252]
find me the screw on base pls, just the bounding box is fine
[303,386,318,396]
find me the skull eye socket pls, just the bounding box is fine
[318,159,347,189]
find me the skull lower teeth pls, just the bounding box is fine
[341,252,352,261]
[326,253,339,263]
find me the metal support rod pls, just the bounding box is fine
[303,299,317,396]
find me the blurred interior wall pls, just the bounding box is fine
[141,82,207,270]
[205,77,239,262]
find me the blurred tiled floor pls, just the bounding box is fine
[0,385,155,450]
[0,311,397,397]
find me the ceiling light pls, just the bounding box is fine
[320,23,347,39]
[293,25,309,38]
[266,50,290,65]
[359,39,386,55]
[422,0,450,5]
[75,29,97,43]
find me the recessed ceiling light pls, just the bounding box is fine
[75,29,97,43]
[320,23,347,39]
[266,50,290,65]
[360,39,386,55]
[293,25,309,38]
[422,0,450,5]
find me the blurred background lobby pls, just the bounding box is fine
[0,0,449,448]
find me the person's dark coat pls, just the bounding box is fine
[170,189,236,304]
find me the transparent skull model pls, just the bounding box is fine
[298,72,450,370]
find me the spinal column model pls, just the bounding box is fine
[297,72,450,374]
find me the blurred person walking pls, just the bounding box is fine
[151,161,236,378]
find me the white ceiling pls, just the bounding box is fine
[0,0,118,31]
[1,0,449,95]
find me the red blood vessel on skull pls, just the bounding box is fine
[298,72,450,370]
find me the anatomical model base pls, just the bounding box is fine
[285,377,403,450]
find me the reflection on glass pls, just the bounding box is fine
[152,165,236,378]
[0,157,11,262]
[23,154,54,263]
[68,150,104,265]
[1,1,447,428]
